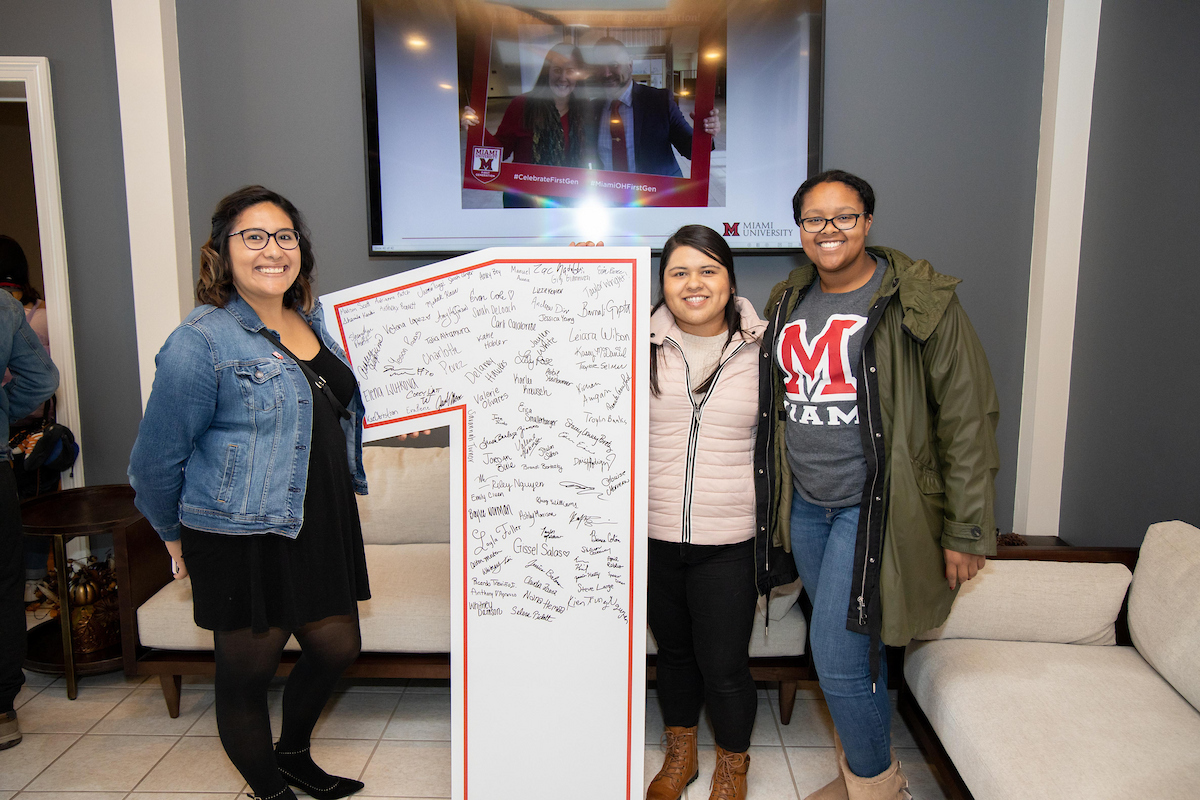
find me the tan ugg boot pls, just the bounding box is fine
[708,745,750,800]
[840,747,912,800]
[646,725,699,800]
[803,730,849,800]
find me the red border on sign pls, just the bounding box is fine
[333,257,639,799]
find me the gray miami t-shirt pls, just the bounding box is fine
[776,258,886,507]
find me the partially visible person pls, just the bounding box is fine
[0,285,60,751]
[0,237,55,606]
[462,43,588,207]
[587,37,719,177]
[0,236,49,353]
[645,225,797,800]
[764,170,999,800]
[130,186,373,799]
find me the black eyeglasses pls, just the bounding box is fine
[228,228,300,250]
[799,213,869,234]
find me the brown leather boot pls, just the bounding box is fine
[803,731,849,800]
[840,747,912,800]
[708,745,749,800]
[646,725,699,800]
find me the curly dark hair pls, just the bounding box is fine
[195,185,315,312]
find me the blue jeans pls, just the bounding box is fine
[790,493,891,777]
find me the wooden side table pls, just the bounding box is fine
[22,484,142,699]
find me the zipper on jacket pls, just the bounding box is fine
[761,292,792,589]
[663,337,747,545]
[857,348,874,626]
[853,291,892,693]
[857,336,885,626]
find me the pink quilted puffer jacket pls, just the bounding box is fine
[648,296,766,546]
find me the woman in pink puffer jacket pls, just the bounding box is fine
[645,225,794,800]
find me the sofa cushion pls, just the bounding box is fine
[138,542,451,653]
[648,602,806,659]
[359,543,450,652]
[136,576,213,651]
[913,559,1131,645]
[359,445,450,545]
[905,639,1200,800]
[1129,520,1200,710]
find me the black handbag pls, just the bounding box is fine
[25,417,78,473]
[9,398,79,498]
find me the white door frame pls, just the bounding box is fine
[0,57,85,488]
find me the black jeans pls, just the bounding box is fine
[0,466,26,713]
[647,537,758,753]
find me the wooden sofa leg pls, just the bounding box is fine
[159,674,182,718]
[778,680,797,725]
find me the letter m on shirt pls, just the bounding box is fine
[776,315,866,402]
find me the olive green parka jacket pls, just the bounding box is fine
[760,246,1000,662]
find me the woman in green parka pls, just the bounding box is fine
[758,170,999,800]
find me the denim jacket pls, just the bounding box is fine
[0,290,59,459]
[128,293,367,542]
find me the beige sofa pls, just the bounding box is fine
[117,444,810,720]
[901,521,1200,800]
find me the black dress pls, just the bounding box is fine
[181,340,371,633]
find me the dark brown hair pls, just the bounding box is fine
[650,225,747,396]
[195,185,315,312]
[792,169,876,225]
[523,43,585,167]
[0,235,41,304]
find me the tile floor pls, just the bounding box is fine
[1,666,952,800]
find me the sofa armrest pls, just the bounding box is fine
[914,546,1137,646]
[113,515,173,674]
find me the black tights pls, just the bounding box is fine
[213,612,361,796]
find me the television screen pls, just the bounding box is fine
[362,0,823,253]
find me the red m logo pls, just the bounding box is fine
[723,223,740,236]
[478,158,494,171]
[776,315,866,402]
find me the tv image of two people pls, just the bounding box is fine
[458,3,726,210]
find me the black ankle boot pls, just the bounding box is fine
[274,744,365,799]
[246,788,297,800]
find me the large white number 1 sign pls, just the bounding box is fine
[322,247,650,800]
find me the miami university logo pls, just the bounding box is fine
[471,146,502,183]
[723,223,740,236]
[776,315,866,402]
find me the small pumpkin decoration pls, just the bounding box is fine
[70,571,100,606]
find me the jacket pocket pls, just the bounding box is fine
[233,360,284,411]
[215,443,238,504]
[911,458,945,495]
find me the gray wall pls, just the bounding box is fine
[5,0,1047,526]
[1060,0,1200,546]
[175,0,422,295]
[810,0,1049,532]
[0,2,142,486]
[176,0,1048,533]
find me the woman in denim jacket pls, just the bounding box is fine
[130,186,375,800]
